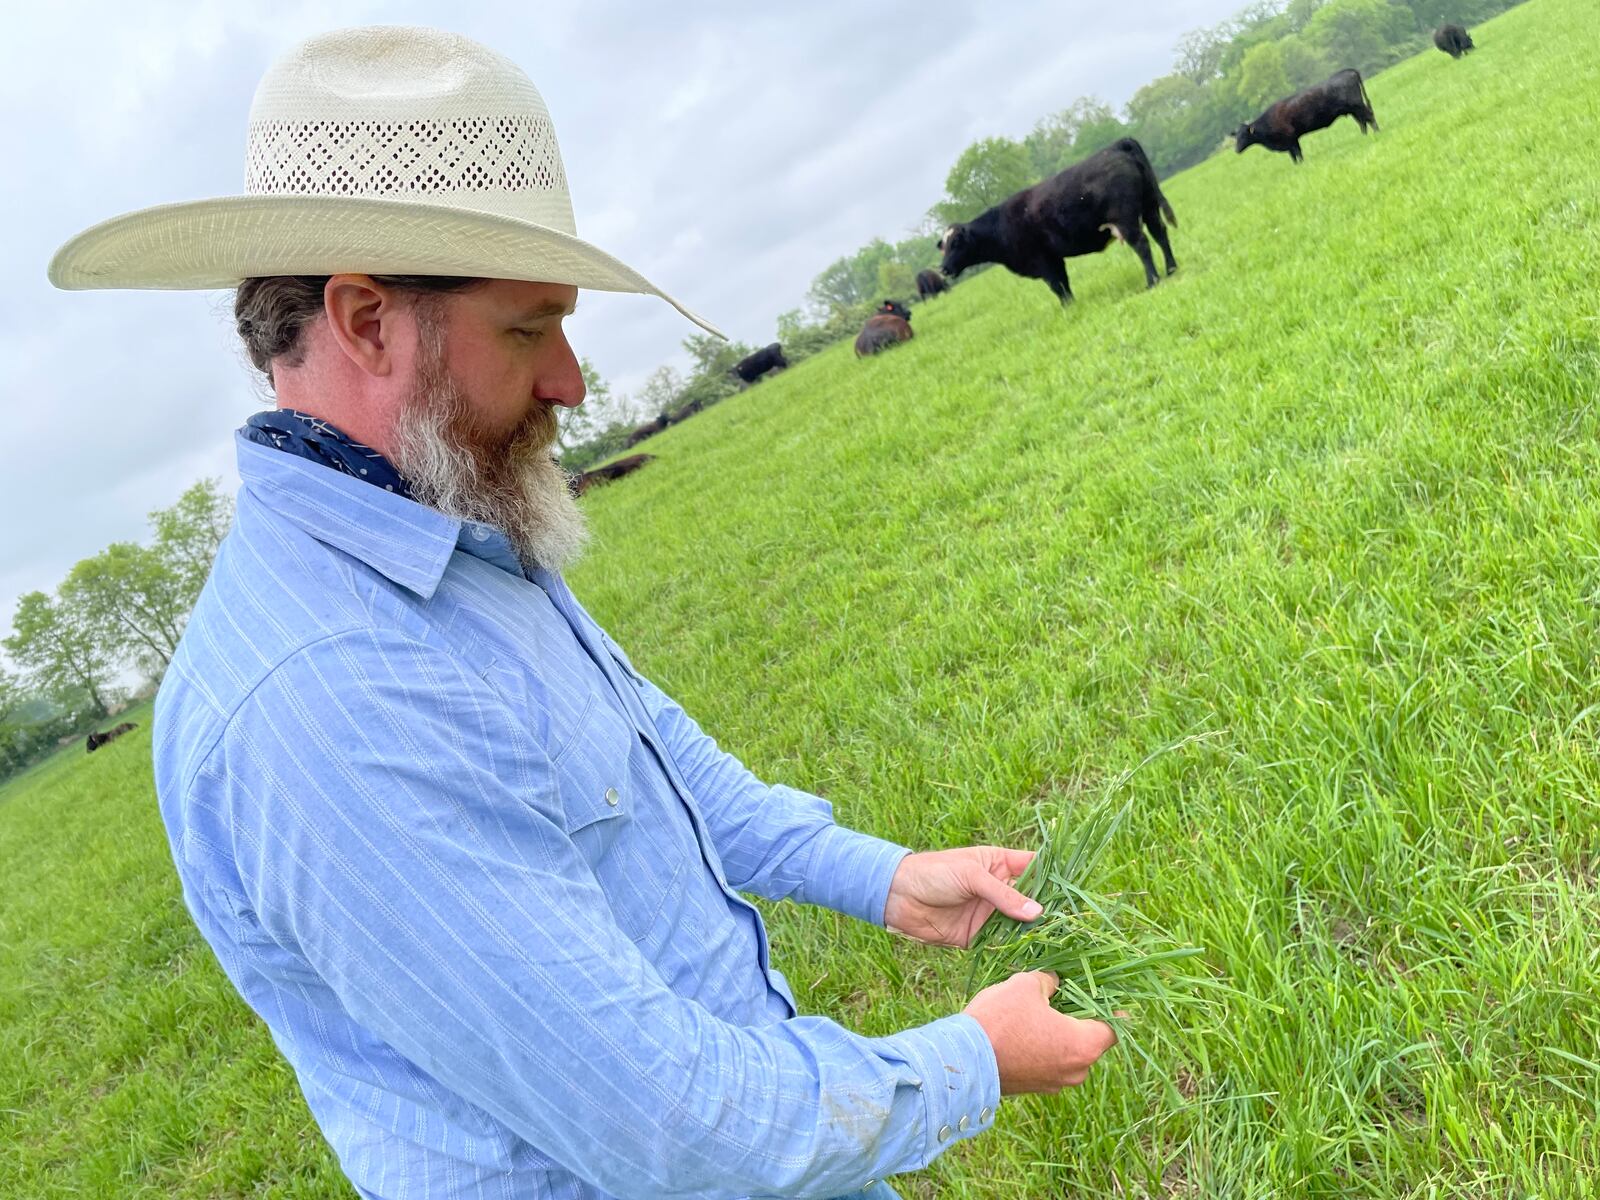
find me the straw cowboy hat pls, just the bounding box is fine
[48,25,721,336]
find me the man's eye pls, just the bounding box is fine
[513,328,543,341]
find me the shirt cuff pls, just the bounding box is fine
[792,814,912,925]
[870,1013,1001,1164]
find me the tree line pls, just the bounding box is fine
[0,481,232,781]
[561,0,1524,468]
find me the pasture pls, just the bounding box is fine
[3,0,1598,1193]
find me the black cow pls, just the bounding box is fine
[1234,68,1378,164]
[624,413,670,448]
[1433,24,1475,58]
[86,721,137,753]
[730,342,788,384]
[915,269,950,301]
[937,137,1177,305]
[855,313,913,357]
[573,454,655,497]
[876,298,911,320]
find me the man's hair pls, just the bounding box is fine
[234,275,482,384]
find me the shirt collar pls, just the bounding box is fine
[236,432,507,599]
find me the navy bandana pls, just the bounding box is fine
[242,409,412,499]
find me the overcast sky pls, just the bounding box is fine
[0,0,1246,641]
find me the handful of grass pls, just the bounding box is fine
[967,784,1228,1084]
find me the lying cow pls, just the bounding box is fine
[1234,68,1377,164]
[731,342,788,384]
[1433,24,1474,58]
[915,269,950,301]
[937,137,1177,304]
[624,413,670,448]
[572,454,655,496]
[86,721,137,753]
[855,311,913,357]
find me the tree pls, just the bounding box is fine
[61,542,188,675]
[1302,0,1415,75]
[1174,21,1237,83]
[3,591,118,719]
[150,479,233,603]
[1125,74,1212,173]
[0,665,23,727]
[876,259,918,303]
[636,365,684,419]
[931,136,1035,227]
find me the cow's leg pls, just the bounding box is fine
[1290,140,1303,164]
[1122,226,1160,288]
[1043,264,1073,305]
[1144,206,1178,276]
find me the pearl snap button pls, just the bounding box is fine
[958,1114,970,1132]
[980,1106,992,1122]
[936,1124,951,1142]
[604,787,619,806]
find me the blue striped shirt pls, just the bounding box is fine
[152,435,1000,1199]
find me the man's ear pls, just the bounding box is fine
[323,274,398,379]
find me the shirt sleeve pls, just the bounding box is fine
[618,652,910,928]
[209,628,998,1200]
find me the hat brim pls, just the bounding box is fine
[47,193,723,338]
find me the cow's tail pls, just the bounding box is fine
[1357,71,1378,130]
[1119,136,1177,229]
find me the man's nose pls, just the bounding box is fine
[537,332,586,409]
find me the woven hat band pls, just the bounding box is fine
[243,114,576,235]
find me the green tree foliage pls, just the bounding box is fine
[60,543,189,675]
[3,591,118,719]
[930,137,1036,227]
[1302,0,1417,75]
[150,479,233,602]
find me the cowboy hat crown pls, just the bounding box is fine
[48,26,719,335]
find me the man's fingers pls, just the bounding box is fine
[999,846,1036,878]
[972,867,1043,921]
[1032,970,1060,1001]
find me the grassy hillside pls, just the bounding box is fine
[4,0,1597,1194]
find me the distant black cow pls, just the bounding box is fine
[855,313,913,357]
[915,269,950,301]
[731,342,788,384]
[937,137,1177,305]
[1433,24,1475,57]
[86,721,137,753]
[573,454,655,497]
[876,298,912,321]
[624,414,670,448]
[1235,68,1378,164]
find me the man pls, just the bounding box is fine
[50,26,1116,1200]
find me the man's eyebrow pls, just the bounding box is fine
[513,300,577,321]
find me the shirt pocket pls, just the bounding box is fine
[550,693,692,949]
[549,692,633,867]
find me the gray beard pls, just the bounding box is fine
[389,328,588,574]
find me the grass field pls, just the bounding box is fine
[4,0,1598,1194]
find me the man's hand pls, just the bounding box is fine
[964,971,1119,1094]
[881,846,1042,948]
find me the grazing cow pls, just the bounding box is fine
[731,342,788,384]
[1433,24,1475,57]
[572,454,656,496]
[1234,68,1378,164]
[915,269,950,301]
[876,298,912,321]
[937,137,1177,305]
[86,721,137,753]
[855,313,913,357]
